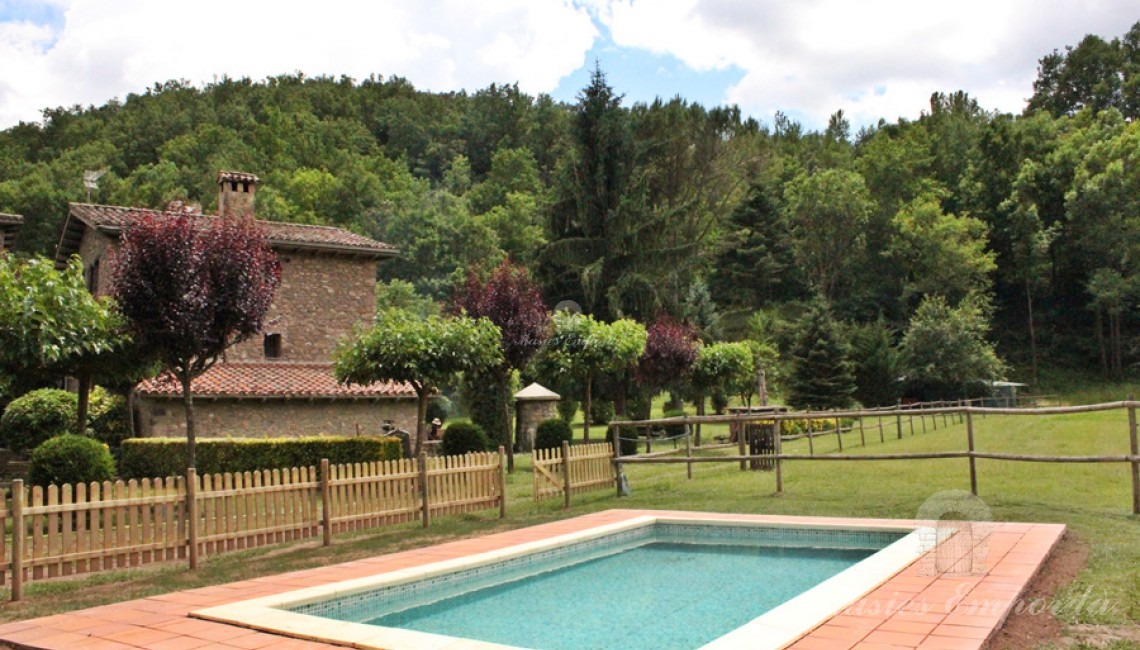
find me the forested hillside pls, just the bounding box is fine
[2,22,1139,386]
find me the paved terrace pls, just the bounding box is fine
[0,509,1063,650]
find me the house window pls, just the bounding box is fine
[264,333,282,359]
[86,259,100,293]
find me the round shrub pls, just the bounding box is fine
[661,409,688,439]
[606,419,638,456]
[711,389,729,415]
[535,418,573,450]
[557,398,579,423]
[589,400,615,425]
[0,389,78,453]
[88,388,131,448]
[440,420,491,455]
[628,390,653,421]
[29,434,116,487]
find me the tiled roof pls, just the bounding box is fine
[56,203,396,264]
[0,213,23,225]
[136,362,415,399]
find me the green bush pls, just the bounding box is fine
[0,389,78,453]
[440,420,491,455]
[118,436,403,479]
[29,434,116,487]
[557,398,579,423]
[535,418,573,450]
[88,388,131,448]
[661,409,688,439]
[628,390,652,421]
[606,421,638,456]
[589,400,615,425]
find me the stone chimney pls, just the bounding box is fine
[217,171,259,217]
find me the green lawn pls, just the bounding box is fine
[0,404,1137,649]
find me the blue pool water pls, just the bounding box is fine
[290,524,902,650]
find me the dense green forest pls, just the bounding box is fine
[2,21,1139,390]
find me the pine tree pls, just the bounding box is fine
[786,303,856,410]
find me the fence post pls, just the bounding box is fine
[685,432,693,480]
[738,420,748,470]
[967,410,978,496]
[320,459,332,547]
[858,417,866,447]
[1128,397,1139,516]
[774,419,784,494]
[878,414,885,443]
[419,451,430,529]
[10,480,24,602]
[186,468,199,570]
[612,425,623,497]
[958,399,965,424]
[497,446,507,519]
[896,401,903,440]
[807,418,815,456]
[561,441,572,510]
[834,415,843,452]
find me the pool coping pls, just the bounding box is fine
[0,509,1066,650]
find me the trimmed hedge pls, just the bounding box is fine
[118,436,403,479]
[534,418,572,450]
[29,434,116,487]
[1,388,78,453]
[440,420,490,455]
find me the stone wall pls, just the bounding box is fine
[516,400,559,452]
[228,253,377,362]
[77,228,116,296]
[136,397,418,439]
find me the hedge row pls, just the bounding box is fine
[119,436,403,479]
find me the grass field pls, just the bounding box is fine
[0,404,1137,649]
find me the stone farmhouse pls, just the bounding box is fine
[0,213,22,253]
[54,171,419,438]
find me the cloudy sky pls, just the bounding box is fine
[0,0,1135,132]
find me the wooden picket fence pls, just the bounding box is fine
[532,442,615,507]
[0,448,506,600]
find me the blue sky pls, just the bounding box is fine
[0,1,1137,131]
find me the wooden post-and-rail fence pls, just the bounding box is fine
[0,447,506,601]
[610,401,1140,516]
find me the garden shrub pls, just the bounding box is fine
[534,418,573,450]
[628,390,652,421]
[589,400,615,425]
[557,398,579,423]
[440,420,491,455]
[710,389,729,415]
[0,388,78,453]
[118,436,402,479]
[606,420,638,456]
[88,387,131,448]
[29,434,116,487]
[661,409,688,439]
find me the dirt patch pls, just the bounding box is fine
[987,530,1088,649]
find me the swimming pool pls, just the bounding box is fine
[194,515,932,650]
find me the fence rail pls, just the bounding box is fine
[532,442,615,507]
[609,402,1140,515]
[2,448,506,601]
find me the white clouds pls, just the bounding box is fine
[0,0,1136,130]
[0,0,596,126]
[597,0,1138,128]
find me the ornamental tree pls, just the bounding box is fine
[536,312,646,441]
[689,342,755,444]
[635,315,698,401]
[0,255,126,432]
[786,303,856,410]
[453,260,550,471]
[112,214,281,469]
[335,310,503,452]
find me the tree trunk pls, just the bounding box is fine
[614,375,627,417]
[582,374,592,442]
[75,371,91,436]
[180,371,197,470]
[1025,279,1038,388]
[1112,312,1123,380]
[1095,308,1108,378]
[500,371,514,472]
[126,387,137,438]
[415,390,428,456]
[695,395,705,446]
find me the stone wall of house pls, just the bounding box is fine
[77,228,117,296]
[228,253,377,362]
[136,397,419,439]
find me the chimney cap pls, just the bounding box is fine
[217,170,260,185]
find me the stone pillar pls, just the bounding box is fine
[514,383,560,453]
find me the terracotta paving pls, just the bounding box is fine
[0,509,1064,650]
